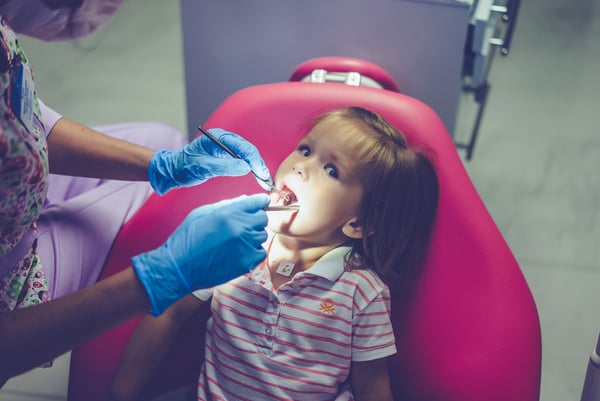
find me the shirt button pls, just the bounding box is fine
[265,327,272,335]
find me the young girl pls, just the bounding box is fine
[110,106,439,401]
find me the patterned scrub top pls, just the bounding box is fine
[0,17,50,313]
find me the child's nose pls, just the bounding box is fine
[292,161,308,179]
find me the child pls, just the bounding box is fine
[109,106,439,401]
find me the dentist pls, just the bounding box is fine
[0,11,271,384]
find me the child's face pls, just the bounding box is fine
[269,118,364,245]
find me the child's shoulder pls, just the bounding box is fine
[342,266,384,283]
[340,267,388,294]
[333,268,390,312]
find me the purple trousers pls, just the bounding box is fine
[37,122,187,299]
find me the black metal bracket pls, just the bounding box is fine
[455,80,490,161]
[454,0,520,161]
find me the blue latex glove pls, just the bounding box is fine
[131,193,269,316]
[148,128,272,195]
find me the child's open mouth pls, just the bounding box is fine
[279,185,297,206]
[269,185,299,210]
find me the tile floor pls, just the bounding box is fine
[2,0,599,400]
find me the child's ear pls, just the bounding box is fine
[342,218,364,239]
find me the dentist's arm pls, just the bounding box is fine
[45,118,272,193]
[46,117,154,180]
[0,267,150,384]
[0,194,269,384]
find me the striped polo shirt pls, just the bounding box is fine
[195,246,396,401]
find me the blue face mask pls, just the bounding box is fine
[0,0,121,41]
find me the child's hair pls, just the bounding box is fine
[313,106,440,288]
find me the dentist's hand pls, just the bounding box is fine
[148,128,272,195]
[131,194,269,316]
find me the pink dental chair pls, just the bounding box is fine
[68,59,541,401]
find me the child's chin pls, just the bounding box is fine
[268,211,300,233]
[267,219,291,233]
[266,208,299,231]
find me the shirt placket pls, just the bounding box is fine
[257,279,298,354]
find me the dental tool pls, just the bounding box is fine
[265,205,300,212]
[198,126,290,201]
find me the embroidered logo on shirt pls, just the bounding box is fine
[319,298,336,314]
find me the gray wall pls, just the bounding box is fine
[180,0,469,138]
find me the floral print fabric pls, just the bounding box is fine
[0,17,50,313]
[0,223,50,312]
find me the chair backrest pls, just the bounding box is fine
[289,56,400,92]
[69,81,541,401]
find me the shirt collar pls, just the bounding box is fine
[252,240,352,284]
[301,246,351,282]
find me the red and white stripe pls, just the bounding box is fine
[196,246,396,400]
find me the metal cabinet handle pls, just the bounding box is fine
[490,5,508,13]
[489,37,505,47]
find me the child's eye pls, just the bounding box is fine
[324,164,339,179]
[297,144,311,157]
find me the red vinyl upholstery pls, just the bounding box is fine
[68,75,541,401]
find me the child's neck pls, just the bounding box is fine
[267,234,346,278]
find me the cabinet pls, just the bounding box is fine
[180,0,519,159]
[180,0,470,137]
